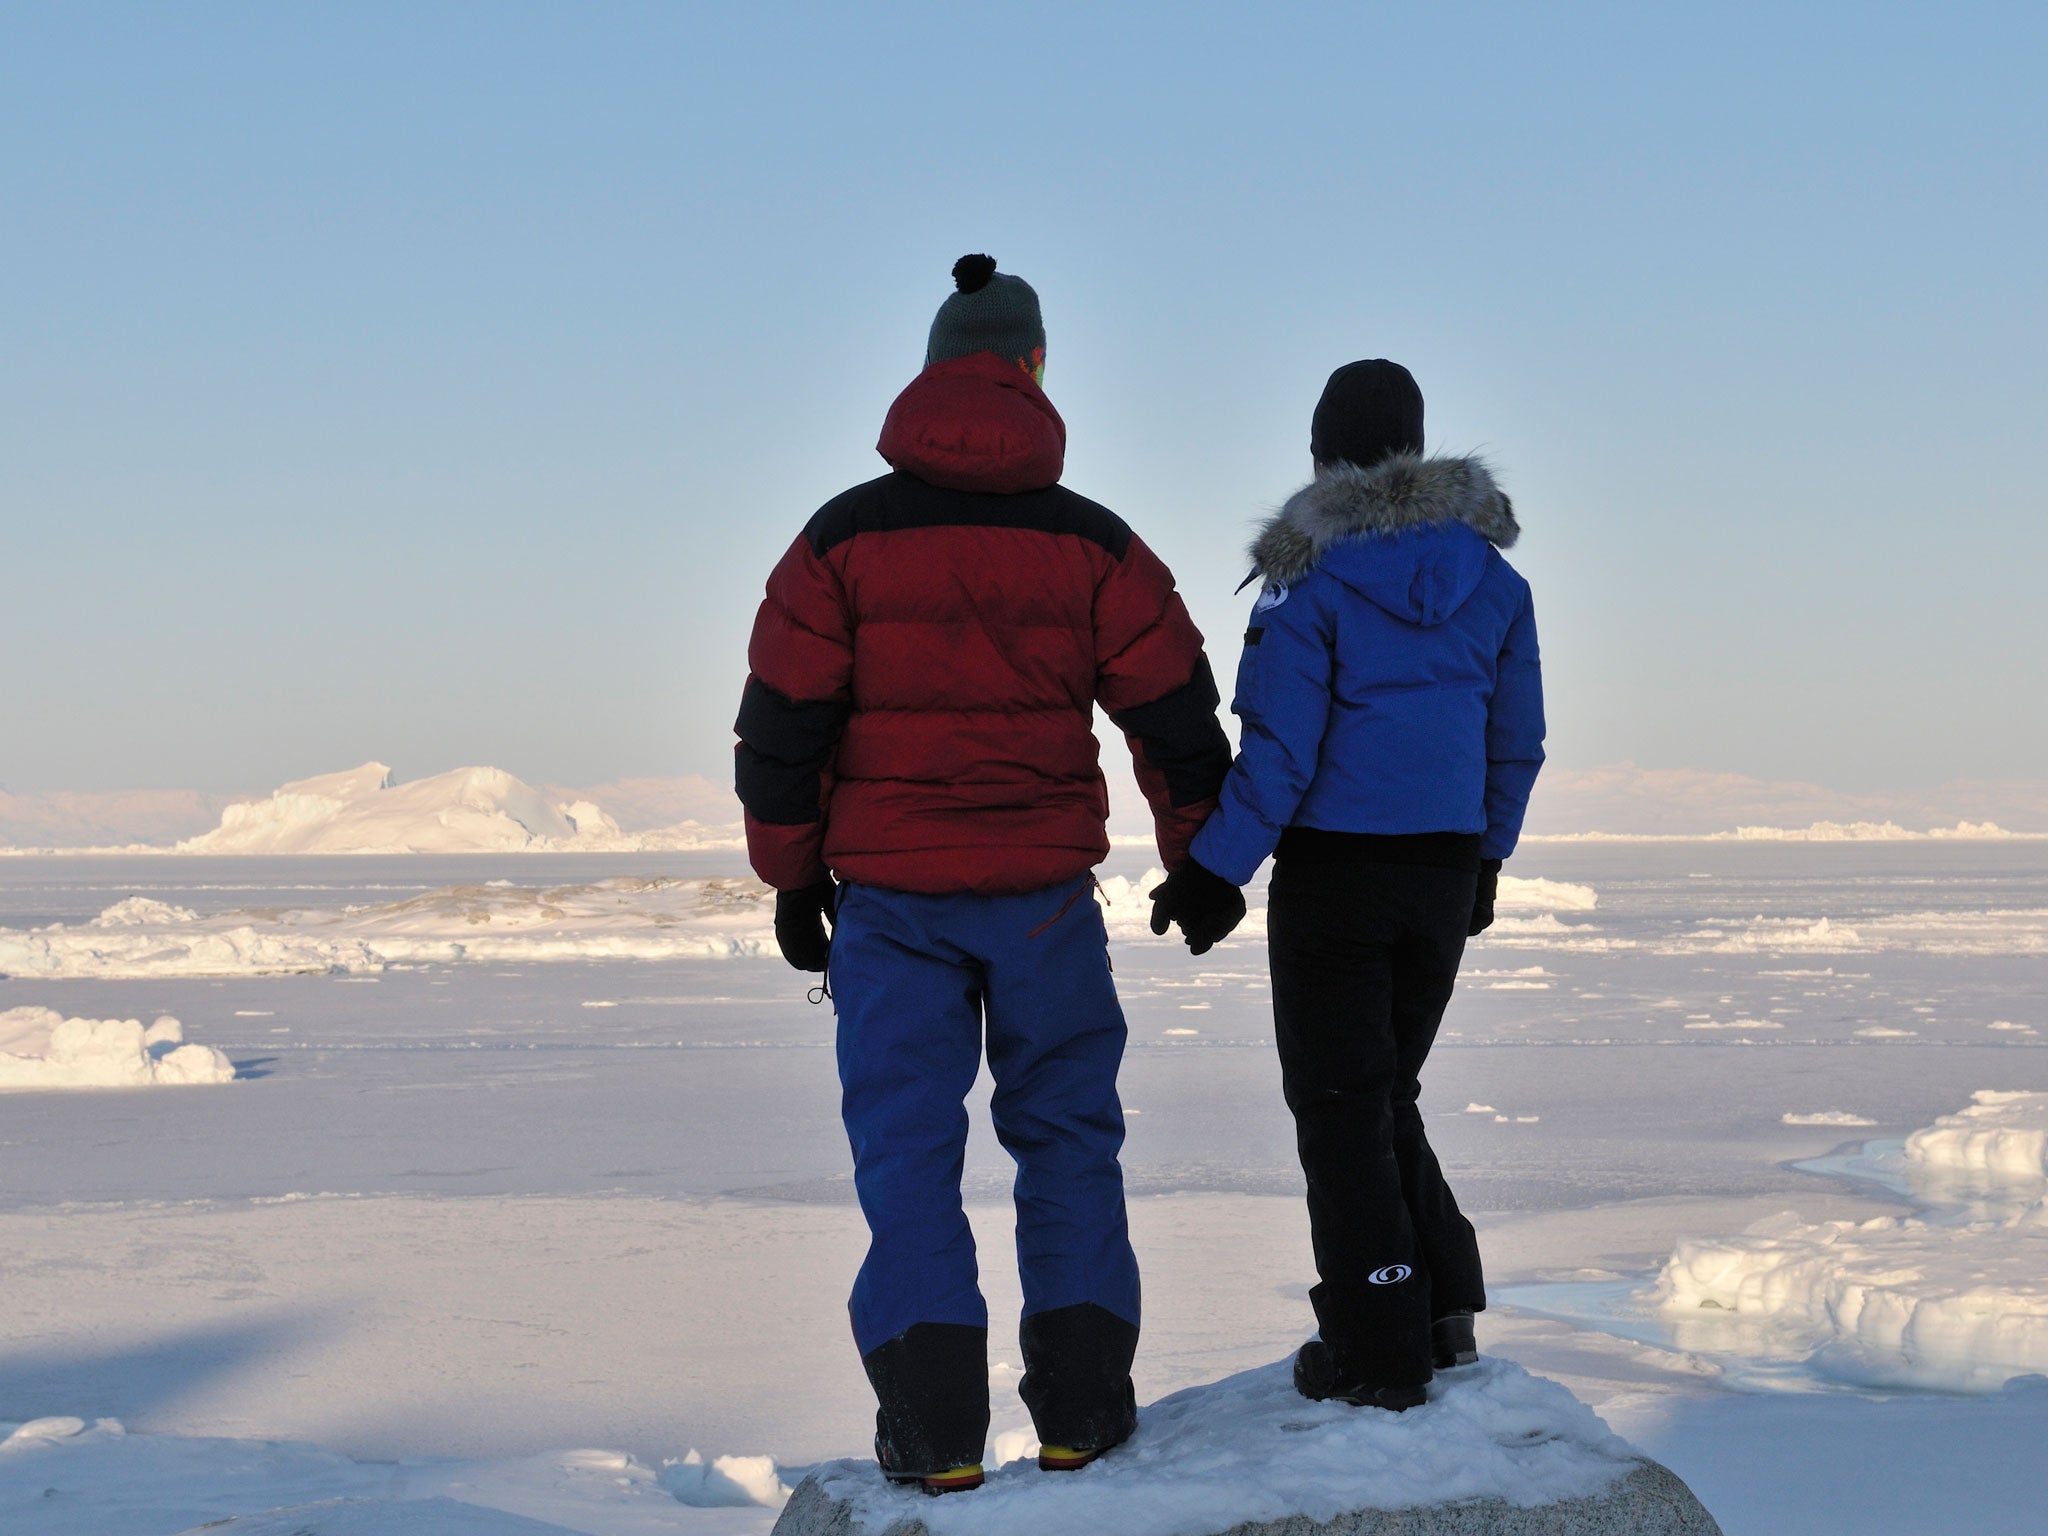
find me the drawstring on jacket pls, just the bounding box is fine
[1027,875,1105,941]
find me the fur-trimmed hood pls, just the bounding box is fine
[1249,453,1518,587]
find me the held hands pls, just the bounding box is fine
[1468,859,1503,937]
[774,881,837,972]
[1149,858,1247,956]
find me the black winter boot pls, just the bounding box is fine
[1019,1303,1139,1469]
[1292,1340,1428,1411]
[864,1323,990,1490]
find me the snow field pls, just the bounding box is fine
[0,1193,1331,1534]
[812,1357,1635,1536]
[0,1413,780,1536]
[1598,1383,2048,1536]
[4,842,2044,1534]
[0,1007,235,1090]
[1654,1091,2048,1391]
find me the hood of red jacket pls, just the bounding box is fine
[877,352,1067,494]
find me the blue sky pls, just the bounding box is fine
[4,1,2043,794]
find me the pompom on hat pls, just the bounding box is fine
[926,254,1046,383]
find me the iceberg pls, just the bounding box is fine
[0,1008,236,1090]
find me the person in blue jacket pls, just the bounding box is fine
[1150,358,1545,1409]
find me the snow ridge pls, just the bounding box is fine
[3,763,746,856]
[0,870,1608,980]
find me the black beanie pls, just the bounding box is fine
[1310,360,1425,469]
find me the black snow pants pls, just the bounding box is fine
[1267,831,1488,1388]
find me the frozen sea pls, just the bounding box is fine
[3,843,2044,1534]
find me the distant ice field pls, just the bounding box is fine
[2,843,2044,1534]
[2,844,2042,1213]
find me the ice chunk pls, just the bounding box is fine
[1656,1091,2048,1391]
[661,1447,791,1508]
[0,1008,235,1091]
[1905,1091,2048,1183]
[93,896,201,926]
[1,1416,87,1448]
[1495,876,1598,912]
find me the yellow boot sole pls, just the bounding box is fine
[1037,1444,1107,1472]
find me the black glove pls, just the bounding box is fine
[774,881,837,972]
[1468,859,1502,937]
[1149,859,1247,956]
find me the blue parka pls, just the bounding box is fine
[1188,453,1545,886]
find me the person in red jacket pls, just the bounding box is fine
[736,255,1238,1493]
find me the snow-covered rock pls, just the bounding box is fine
[771,1357,1719,1536]
[0,1007,235,1090]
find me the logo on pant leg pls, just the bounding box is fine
[1368,1264,1413,1285]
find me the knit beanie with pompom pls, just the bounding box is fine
[925,254,1046,382]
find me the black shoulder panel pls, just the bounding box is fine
[802,474,898,557]
[733,675,851,826]
[804,472,1131,559]
[1108,656,1233,808]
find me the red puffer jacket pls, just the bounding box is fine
[736,352,1230,896]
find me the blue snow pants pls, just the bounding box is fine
[830,875,1142,1358]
